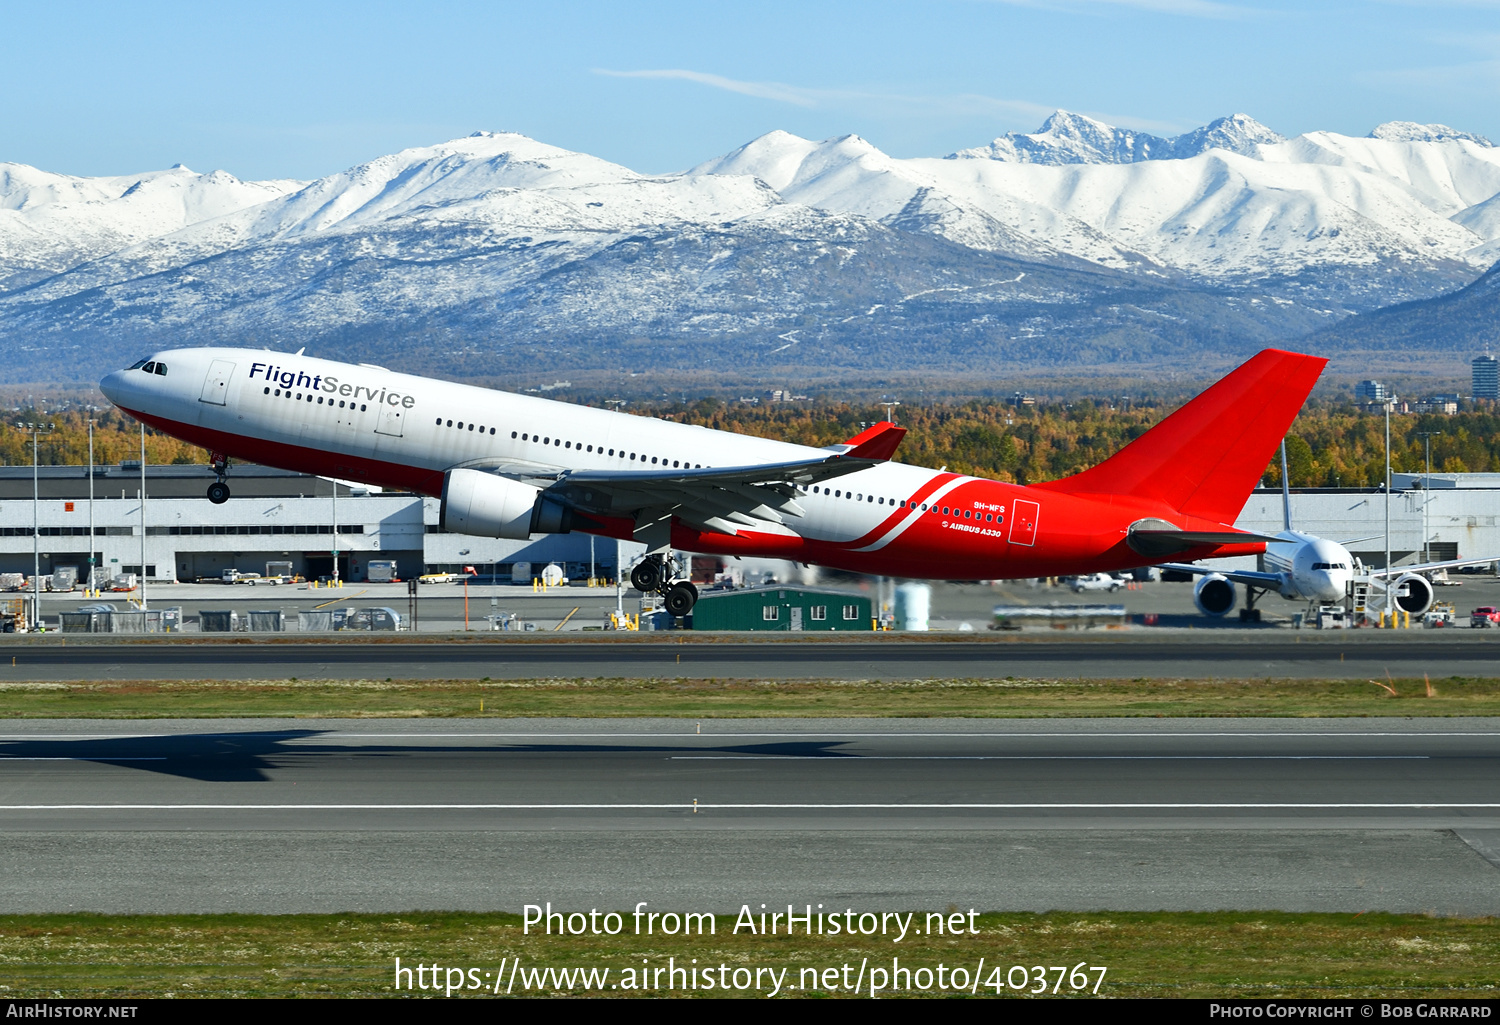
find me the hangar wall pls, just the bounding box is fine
[0,465,640,584]
[0,465,1493,584]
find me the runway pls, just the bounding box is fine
[1,634,1498,681]
[2,717,1499,914]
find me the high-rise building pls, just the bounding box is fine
[1473,354,1499,400]
[1355,380,1388,404]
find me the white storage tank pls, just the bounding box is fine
[894,583,931,631]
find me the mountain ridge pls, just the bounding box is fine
[3,113,1499,384]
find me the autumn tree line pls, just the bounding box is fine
[4,398,1496,490]
[656,397,1500,489]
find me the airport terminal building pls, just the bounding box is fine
[0,464,635,585]
[0,462,1495,585]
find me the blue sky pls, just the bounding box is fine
[4,0,1500,180]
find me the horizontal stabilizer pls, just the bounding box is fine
[1128,527,1282,557]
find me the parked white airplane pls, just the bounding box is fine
[1162,444,1497,620]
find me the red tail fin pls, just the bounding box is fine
[1033,349,1326,524]
[840,421,906,461]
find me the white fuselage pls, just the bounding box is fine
[1262,530,1354,602]
[98,346,952,549]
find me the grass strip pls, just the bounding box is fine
[0,911,1493,998]
[0,676,1499,718]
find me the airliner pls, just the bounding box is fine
[99,346,1326,616]
[1163,445,1500,620]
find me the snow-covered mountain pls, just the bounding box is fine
[948,111,1284,164]
[4,114,1500,383]
[692,115,1500,299]
[0,163,300,291]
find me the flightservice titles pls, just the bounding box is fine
[1210,1007,1492,1018]
[248,363,417,409]
[523,903,980,940]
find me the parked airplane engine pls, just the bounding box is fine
[1193,573,1237,617]
[1392,573,1434,615]
[440,468,573,538]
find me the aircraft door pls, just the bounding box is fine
[199,360,235,405]
[1008,499,1039,547]
[375,406,405,437]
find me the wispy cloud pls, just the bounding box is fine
[595,68,1055,121]
[1356,32,1500,93]
[978,0,1251,18]
[594,68,1187,136]
[594,69,817,107]
[1371,0,1500,8]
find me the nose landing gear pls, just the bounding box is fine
[207,453,231,504]
[630,554,699,616]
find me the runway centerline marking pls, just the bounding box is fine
[4,731,1499,741]
[0,757,166,761]
[668,755,1431,761]
[3,802,1499,811]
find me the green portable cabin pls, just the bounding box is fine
[690,586,874,631]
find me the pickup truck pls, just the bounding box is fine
[1470,606,1500,628]
[1068,572,1123,593]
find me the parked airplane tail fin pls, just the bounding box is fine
[1033,349,1327,525]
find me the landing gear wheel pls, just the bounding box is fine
[207,481,231,504]
[631,558,664,593]
[665,581,698,617]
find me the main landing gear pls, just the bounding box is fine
[207,453,231,504]
[1238,586,1263,623]
[630,555,699,616]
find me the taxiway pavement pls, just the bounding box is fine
[3,717,1498,914]
[0,634,1497,682]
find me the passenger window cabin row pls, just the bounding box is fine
[264,386,367,411]
[802,484,1003,523]
[430,417,714,470]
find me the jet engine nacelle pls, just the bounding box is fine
[440,468,574,538]
[1194,573,1237,617]
[1392,573,1434,615]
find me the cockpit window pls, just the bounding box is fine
[141,362,156,373]
[154,362,167,376]
[127,358,149,370]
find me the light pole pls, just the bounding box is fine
[459,548,471,631]
[139,423,148,610]
[87,418,96,595]
[615,536,623,623]
[1417,430,1442,564]
[331,477,339,586]
[16,421,56,631]
[1384,397,1392,614]
[881,399,901,426]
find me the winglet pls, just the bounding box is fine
[837,421,906,461]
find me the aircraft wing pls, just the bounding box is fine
[534,422,907,536]
[1158,563,1286,590]
[1367,555,1500,579]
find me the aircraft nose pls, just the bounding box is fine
[98,370,129,406]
